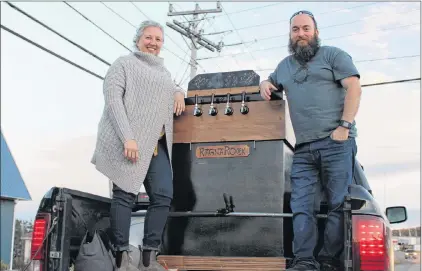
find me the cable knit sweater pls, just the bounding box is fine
[91,51,182,195]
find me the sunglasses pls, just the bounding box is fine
[290,10,315,21]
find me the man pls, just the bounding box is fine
[259,10,362,271]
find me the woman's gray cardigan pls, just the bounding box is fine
[91,51,183,195]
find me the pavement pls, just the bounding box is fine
[395,251,420,271]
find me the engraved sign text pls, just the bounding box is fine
[196,145,250,158]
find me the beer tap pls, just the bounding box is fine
[209,93,218,116]
[224,93,233,116]
[240,91,249,114]
[193,94,203,117]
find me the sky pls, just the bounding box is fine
[1,1,421,228]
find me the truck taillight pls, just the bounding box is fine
[31,213,50,265]
[352,215,389,271]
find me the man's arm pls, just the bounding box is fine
[330,48,361,123]
[340,76,362,123]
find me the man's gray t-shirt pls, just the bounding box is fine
[268,46,360,145]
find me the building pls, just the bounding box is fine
[1,131,31,270]
[21,232,33,265]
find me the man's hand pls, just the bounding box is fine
[259,80,277,101]
[330,126,349,142]
[124,139,139,163]
[174,92,185,116]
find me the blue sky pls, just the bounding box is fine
[1,1,420,227]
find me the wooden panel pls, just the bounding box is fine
[157,255,286,271]
[173,100,289,144]
[187,86,258,98]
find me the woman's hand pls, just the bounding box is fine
[174,92,185,116]
[124,139,139,163]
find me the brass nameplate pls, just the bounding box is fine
[196,145,250,158]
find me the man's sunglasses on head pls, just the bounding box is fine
[290,10,315,21]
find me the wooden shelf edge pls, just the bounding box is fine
[157,255,286,271]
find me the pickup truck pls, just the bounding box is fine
[26,162,408,271]
[25,71,408,271]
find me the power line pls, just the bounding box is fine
[255,55,421,71]
[221,7,420,48]
[130,2,196,65]
[131,2,208,74]
[165,1,218,77]
[178,62,191,86]
[214,3,283,18]
[64,1,203,72]
[361,78,420,88]
[130,2,150,20]
[63,1,132,52]
[120,2,207,73]
[233,2,379,31]
[104,2,184,56]
[198,22,420,60]
[100,2,136,28]
[166,2,222,79]
[1,24,105,80]
[221,3,259,70]
[177,3,224,73]
[174,49,191,83]
[5,1,112,66]
[3,24,420,91]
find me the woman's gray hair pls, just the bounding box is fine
[133,20,165,51]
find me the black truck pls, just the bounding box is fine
[26,71,408,271]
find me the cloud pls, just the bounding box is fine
[368,170,420,210]
[346,3,420,57]
[13,135,112,220]
[363,161,420,179]
[359,70,394,85]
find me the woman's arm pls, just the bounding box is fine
[103,59,135,144]
[171,79,186,116]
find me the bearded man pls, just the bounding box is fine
[259,10,362,271]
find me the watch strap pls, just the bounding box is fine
[339,120,353,129]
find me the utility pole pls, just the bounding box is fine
[167,2,223,80]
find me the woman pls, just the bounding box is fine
[91,20,185,271]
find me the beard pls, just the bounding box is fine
[288,34,321,64]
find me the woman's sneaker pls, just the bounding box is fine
[137,250,166,271]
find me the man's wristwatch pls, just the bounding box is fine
[339,120,353,129]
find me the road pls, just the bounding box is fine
[395,251,420,271]
[395,261,420,271]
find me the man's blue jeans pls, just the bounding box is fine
[290,135,357,263]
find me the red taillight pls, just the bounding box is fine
[31,214,50,261]
[353,215,388,271]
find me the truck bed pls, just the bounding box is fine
[36,160,370,271]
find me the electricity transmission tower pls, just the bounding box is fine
[166,2,225,80]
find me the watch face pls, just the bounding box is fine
[341,121,351,129]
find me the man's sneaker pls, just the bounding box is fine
[320,260,342,271]
[287,258,320,271]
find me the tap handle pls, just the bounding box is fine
[193,94,203,116]
[224,93,233,115]
[240,91,249,115]
[195,94,199,105]
[226,93,231,105]
[241,91,246,103]
[209,93,218,116]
